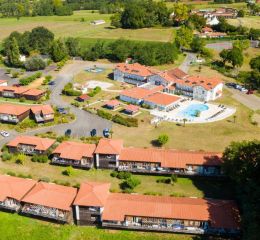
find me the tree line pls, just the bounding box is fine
[0,0,73,18]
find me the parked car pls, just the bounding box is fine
[247,90,254,95]
[65,129,72,137]
[57,107,68,114]
[103,128,110,138]
[90,129,97,137]
[0,131,10,137]
[12,83,21,87]
[225,82,236,88]
[48,81,55,86]
[240,87,248,92]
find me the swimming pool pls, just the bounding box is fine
[178,104,209,118]
[85,67,105,73]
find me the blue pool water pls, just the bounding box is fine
[179,104,209,118]
[85,67,105,73]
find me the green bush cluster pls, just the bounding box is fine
[88,86,101,97]
[2,152,12,161]
[42,75,52,85]
[19,72,42,86]
[120,177,141,192]
[97,109,113,120]
[31,155,49,163]
[110,171,132,180]
[62,166,74,176]
[156,174,178,184]
[112,114,138,127]
[62,83,81,96]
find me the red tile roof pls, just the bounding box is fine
[0,86,29,94]
[202,27,213,33]
[78,94,90,100]
[73,182,111,207]
[21,182,77,211]
[166,68,188,80]
[30,105,54,115]
[53,141,96,161]
[120,87,152,100]
[95,138,123,155]
[119,147,222,168]
[125,104,139,113]
[102,193,240,230]
[0,104,30,116]
[115,63,157,77]
[23,88,45,97]
[144,92,180,106]
[0,175,37,202]
[105,100,120,107]
[7,136,55,151]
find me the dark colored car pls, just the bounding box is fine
[48,81,55,86]
[247,90,254,95]
[65,129,72,137]
[225,82,236,88]
[90,129,97,137]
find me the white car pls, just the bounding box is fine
[0,131,10,137]
[241,88,248,92]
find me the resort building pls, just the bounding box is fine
[95,138,123,169]
[6,136,55,155]
[191,8,238,19]
[30,105,54,123]
[0,175,37,212]
[0,104,30,123]
[102,193,240,235]
[52,141,96,169]
[114,63,157,85]
[73,182,111,225]
[21,182,77,223]
[124,104,140,115]
[0,86,45,100]
[115,63,223,102]
[104,100,121,110]
[118,147,222,176]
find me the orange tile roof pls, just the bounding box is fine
[30,105,54,115]
[0,104,30,116]
[7,136,55,151]
[125,104,139,112]
[23,88,45,96]
[202,27,213,33]
[0,175,37,202]
[0,86,29,94]
[21,182,77,211]
[95,138,123,155]
[105,100,120,107]
[119,147,222,168]
[115,63,157,77]
[166,68,188,80]
[78,94,90,100]
[102,193,240,230]
[73,182,111,207]
[53,141,96,161]
[144,92,181,106]
[120,87,152,100]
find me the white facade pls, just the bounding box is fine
[114,69,147,85]
[119,95,142,105]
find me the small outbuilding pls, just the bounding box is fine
[90,20,106,25]
[104,100,120,110]
[124,104,139,115]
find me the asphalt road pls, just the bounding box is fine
[179,52,197,73]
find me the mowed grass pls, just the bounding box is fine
[0,10,174,43]
[228,16,260,29]
[0,212,195,240]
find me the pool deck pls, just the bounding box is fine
[150,99,236,124]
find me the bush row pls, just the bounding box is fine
[19,72,42,85]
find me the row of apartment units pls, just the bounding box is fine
[6,136,223,176]
[0,103,54,124]
[0,175,240,236]
[0,85,46,101]
[114,63,223,103]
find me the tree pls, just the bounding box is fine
[183,118,187,127]
[233,39,250,51]
[233,115,237,123]
[24,56,46,71]
[157,134,169,146]
[187,14,206,31]
[250,56,260,71]
[237,9,245,17]
[191,37,205,53]
[175,26,193,49]
[29,27,54,54]
[172,3,189,23]
[5,37,21,67]
[227,47,244,68]
[222,140,260,239]
[249,28,260,40]
[111,13,122,28]
[50,39,68,62]
[65,37,81,57]
[219,49,229,65]
[120,177,141,190]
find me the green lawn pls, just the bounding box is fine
[0,10,174,43]
[227,16,260,29]
[0,212,195,240]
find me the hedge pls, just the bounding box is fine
[112,114,138,127]
[97,109,113,120]
[19,72,42,85]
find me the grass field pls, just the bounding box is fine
[227,16,260,29]
[0,10,174,43]
[0,212,195,240]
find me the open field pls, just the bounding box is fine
[0,212,195,240]
[0,156,233,199]
[228,16,260,29]
[0,10,174,43]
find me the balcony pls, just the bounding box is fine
[0,199,21,212]
[22,204,68,222]
[52,157,92,168]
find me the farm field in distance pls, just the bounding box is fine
[0,212,194,240]
[0,10,174,43]
[227,16,260,29]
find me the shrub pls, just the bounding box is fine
[62,82,81,96]
[15,154,26,165]
[2,152,12,161]
[97,109,113,120]
[19,72,42,85]
[17,173,32,179]
[157,134,169,146]
[112,114,138,127]
[62,166,74,176]
[42,75,52,85]
[31,155,49,163]
[39,177,50,182]
[120,177,141,190]
[12,71,19,78]
[88,86,101,97]
[6,171,16,176]
[171,174,178,183]
[156,178,171,184]
[24,56,46,71]
[1,145,8,152]
[117,171,132,180]
[110,171,118,178]
[19,97,26,102]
